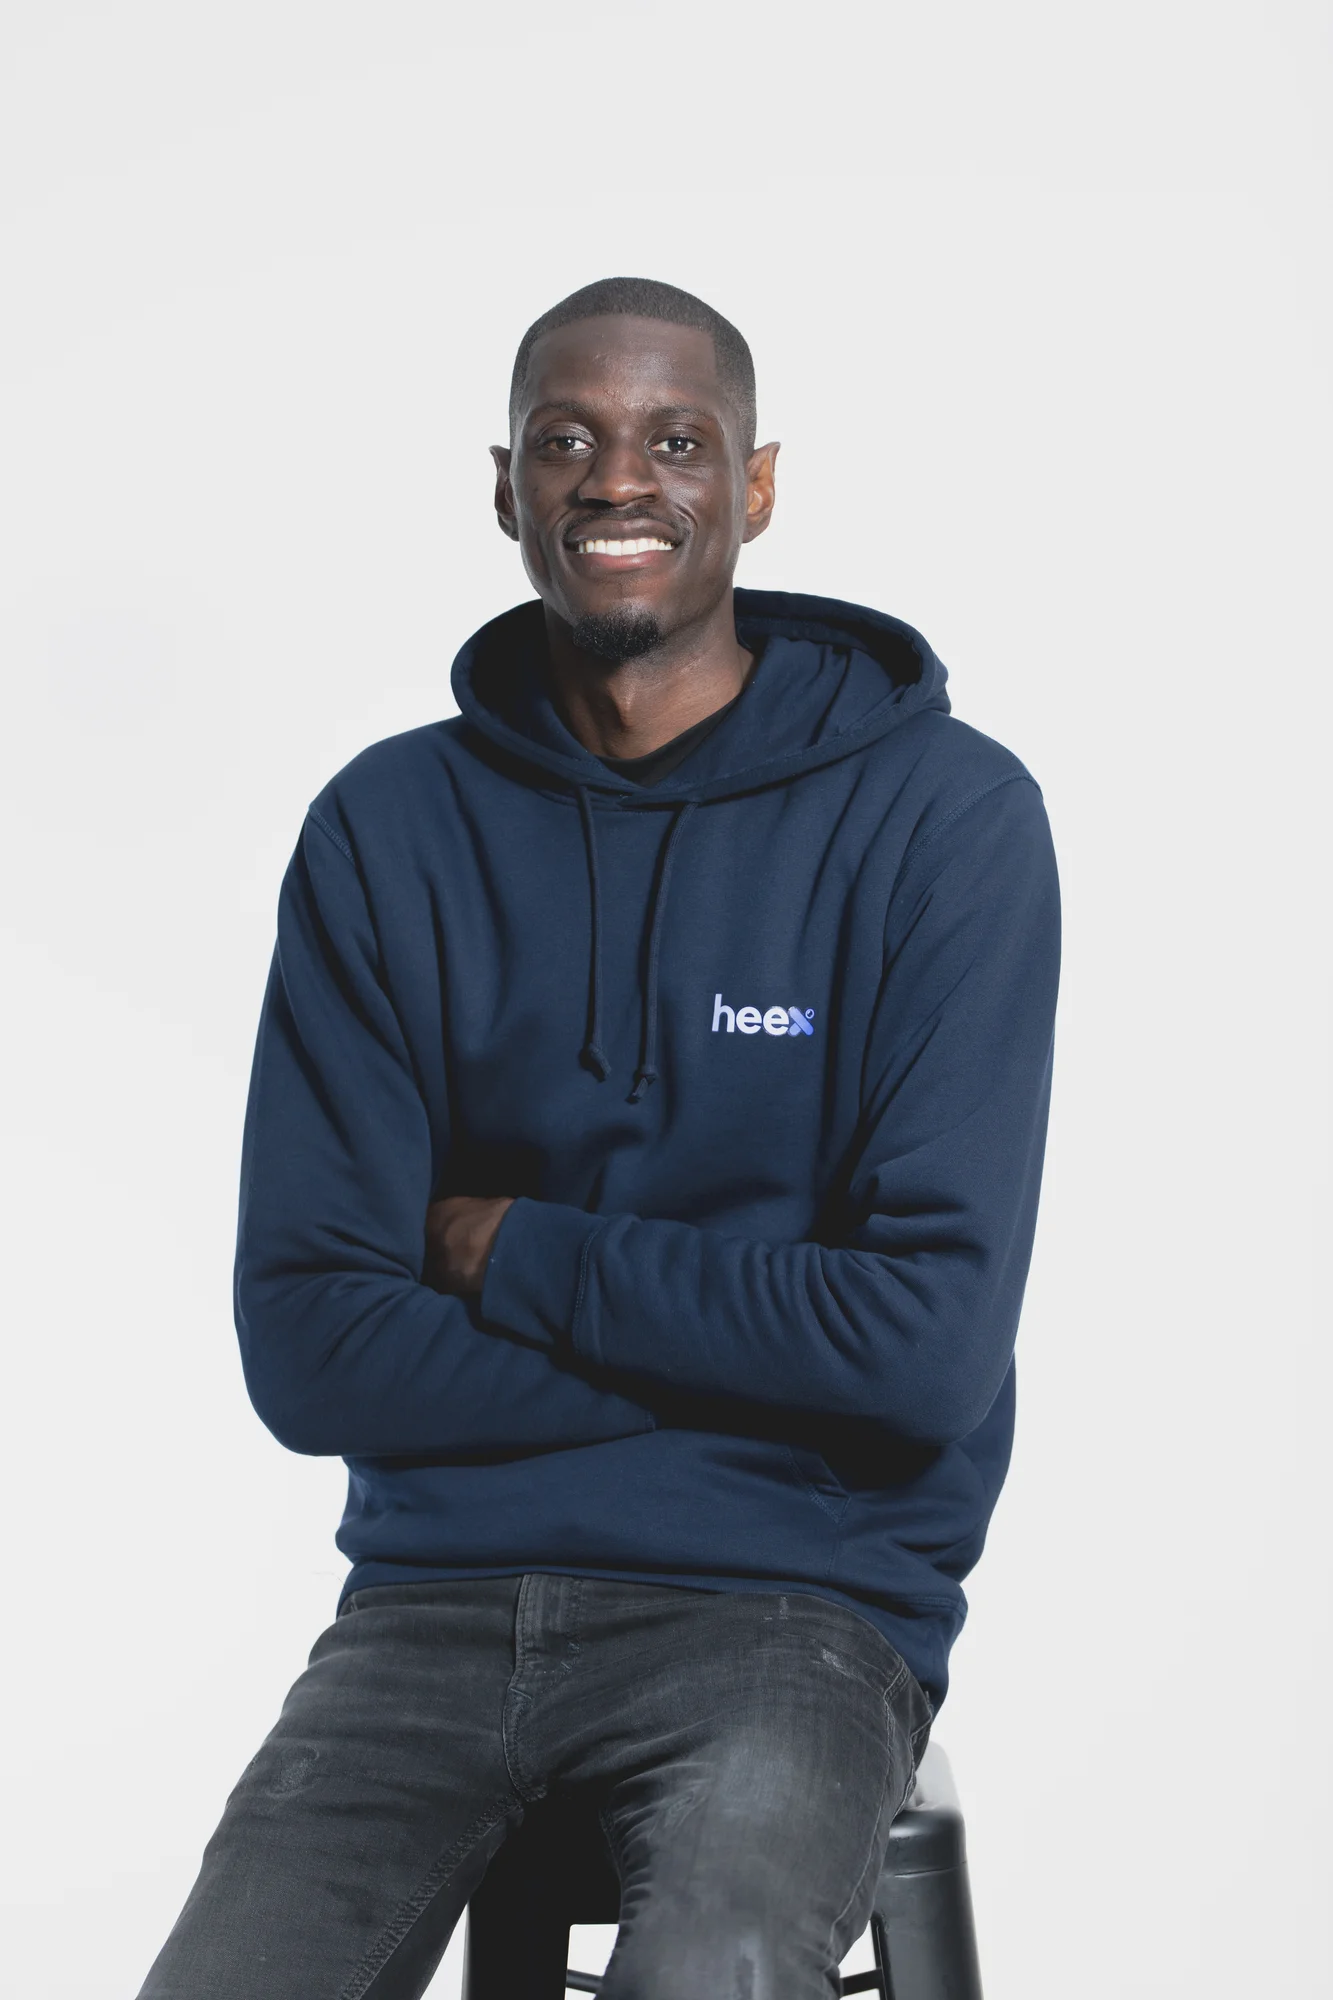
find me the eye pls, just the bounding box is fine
[652,434,700,457]
[542,432,593,454]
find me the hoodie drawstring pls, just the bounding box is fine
[575,784,612,1080]
[630,799,698,1103]
[574,785,698,1104]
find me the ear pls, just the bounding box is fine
[490,444,519,541]
[741,440,780,544]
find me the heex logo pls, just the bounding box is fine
[712,994,816,1039]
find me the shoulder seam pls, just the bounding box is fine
[899,772,1039,876]
[307,804,355,864]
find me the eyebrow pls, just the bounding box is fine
[526,400,719,426]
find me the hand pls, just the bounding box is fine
[423,1195,515,1296]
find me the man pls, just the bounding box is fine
[138,277,1060,1999]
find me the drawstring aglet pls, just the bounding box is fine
[628,1066,658,1103]
[580,1042,612,1081]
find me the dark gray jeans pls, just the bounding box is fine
[137,1574,934,2000]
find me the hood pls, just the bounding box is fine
[450,587,950,802]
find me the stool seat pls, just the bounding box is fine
[461,1740,983,1999]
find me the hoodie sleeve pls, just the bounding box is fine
[233,811,658,1459]
[479,775,1060,1448]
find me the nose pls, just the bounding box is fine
[575,434,660,508]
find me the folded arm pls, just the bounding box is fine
[478,776,1061,1447]
[233,813,657,1459]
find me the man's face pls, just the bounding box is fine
[491,316,777,656]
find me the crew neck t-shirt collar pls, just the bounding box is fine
[596,688,746,789]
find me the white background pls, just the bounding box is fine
[1,4,1329,1995]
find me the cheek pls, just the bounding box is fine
[695,477,748,547]
[689,506,745,571]
[516,519,552,583]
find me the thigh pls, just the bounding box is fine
[135,1581,525,2000]
[581,1590,932,2000]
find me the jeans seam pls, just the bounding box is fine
[334,1795,514,2000]
[596,1799,628,1892]
[567,1574,587,1664]
[820,1656,918,1975]
[823,1757,894,1977]
[881,1659,910,1706]
[885,1666,933,1802]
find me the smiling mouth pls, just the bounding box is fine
[569,536,677,556]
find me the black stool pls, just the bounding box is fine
[461,1740,983,1999]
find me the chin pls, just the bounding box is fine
[568,606,665,663]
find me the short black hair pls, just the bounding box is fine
[509,276,757,454]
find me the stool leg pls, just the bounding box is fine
[460,1789,621,2000]
[461,1896,573,2000]
[461,1842,578,2000]
[871,1863,984,2000]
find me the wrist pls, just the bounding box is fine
[479,1198,604,1352]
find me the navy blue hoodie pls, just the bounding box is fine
[234,589,1060,1712]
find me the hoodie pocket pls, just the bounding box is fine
[783,1444,851,1523]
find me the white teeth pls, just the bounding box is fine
[575,537,673,555]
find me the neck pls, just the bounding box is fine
[544,592,753,760]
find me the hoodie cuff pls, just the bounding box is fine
[480,1197,604,1353]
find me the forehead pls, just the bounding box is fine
[519,315,726,423]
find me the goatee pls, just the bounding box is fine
[569,609,664,664]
